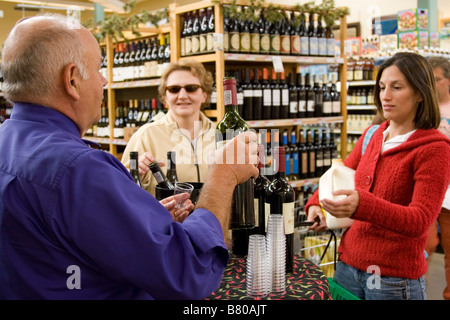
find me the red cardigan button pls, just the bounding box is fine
[366,176,372,185]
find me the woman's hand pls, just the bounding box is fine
[320,189,360,219]
[138,152,165,177]
[307,205,328,233]
[159,193,194,223]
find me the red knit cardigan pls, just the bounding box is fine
[306,121,450,279]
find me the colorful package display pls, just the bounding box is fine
[430,32,440,48]
[398,31,419,50]
[361,35,379,56]
[397,9,428,32]
[303,235,340,278]
[380,34,398,53]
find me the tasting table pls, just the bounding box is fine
[207,254,332,300]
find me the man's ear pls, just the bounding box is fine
[63,62,81,101]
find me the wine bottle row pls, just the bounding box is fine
[208,68,341,121]
[85,98,167,138]
[100,34,171,83]
[347,56,375,81]
[225,9,335,57]
[181,7,215,56]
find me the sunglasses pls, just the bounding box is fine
[166,84,202,94]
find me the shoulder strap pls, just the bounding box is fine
[362,125,380,155]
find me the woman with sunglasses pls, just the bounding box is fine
[122,59,215,197]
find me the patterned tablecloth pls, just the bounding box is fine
[207,254,332,300]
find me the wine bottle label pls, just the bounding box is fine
[181,38,185,56]
[282,89,289,106]
[283,202,295,234]
[207,33,214,52]
[290,101,298,113]
[200,35,207,53]
[240,33,251,51]
[260,34,270,52]
[153,171,165,184]
[318,38,327,56]
[270,35,280,52]
[192,36,200,54]
[309,37,318,55]
[323,101,333,115]
[251,34,260,53]
[280,35,290,54]
[185,38,192,55]
[263,89,271,106]
[264,202,270,233]
[327,38,335,56]
[253,198,259,227]
[291,36,301,54]
[272,90,280,106]
[223,33,229,52]
[253,89,262,97]
[300,37,309,55]
[230,33,240,51]
[244,89,254,98]
[292,152,299,174]
[302,153,308,175]
[298,100,306,113]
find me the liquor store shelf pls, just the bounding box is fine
[180,53,345,65]
[103,78,162,90]
[87,137,128,146]
[247,116,344,128]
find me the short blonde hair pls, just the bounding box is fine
[158,59,213,109]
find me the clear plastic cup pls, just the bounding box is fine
[246,234,270,297]
[266,214,286,293]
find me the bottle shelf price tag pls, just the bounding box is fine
[272,56,284,73]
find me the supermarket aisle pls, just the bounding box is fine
[426,252,446,300]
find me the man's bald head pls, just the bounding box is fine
[1,14,89,103]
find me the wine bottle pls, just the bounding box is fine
[288,72,298,119]
[260,12,271,54]
[215,77,255,230]
[206,6,215,53]
[318,16,327,57]
[298,128,308,179]
[282,130,291,178]
[229,16,241,53]
[149,161,174,190]
[305,129,316,178]
[314,128,324,177]
[308,13,319,56]
[191,10,200,55]
[331,73,341,116]
[253,144,271,235]
[180,13,188,57]
[280,13,291,55]
[280,71,289,119]
[267,146,295,273]
[262,68,271,120]
[250,15,260,54]
[242,68,254,121]
[305,73,314,118]
[322,74,332,118]
[313,74,323,118]
[240,8,251,54]
[129,151,143,188]
[185,12,193,56]
[290,11,301,56]
[269,20,281,55]
[199,8,208,54]
[299,12,309,56]
[223,10,230,53]
[289,130,299,181]
[252,68,263,120]
[271,69,280,120]
[325,19,335,57]
[297,73,306,118]
[323,129,332,173]
[166,151,178,185]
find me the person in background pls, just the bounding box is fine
[306,52,450,300]
[121,60,216,196]
[426,56,450,300]
[0,14,259,299]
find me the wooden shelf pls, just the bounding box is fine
[85,137,128,146]
[348,80,375,86]
[109,78,161,89]
[288,178,320,188]
[248,117,344,128]
[347,105,376,111]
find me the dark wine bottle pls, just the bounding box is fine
[129,151,143,188]
[280,12,290,55]
[305,129,316,178]
[260,12,271,54]
[299,12,309,56]
[313,74,323,118]
[180,13,188,57]
[288,72,298,119]
[267,146,295,273]
[250,15,260,54]
[199,8,208,54]
[289,130,299,181]
[290,11,301,56]
[331,73,341,116]
[281,130,291,178]
[314,128,324,177]
[206,6,215,53]
[240,7,251,54]
[318,15,327,57]
[191,10,200,55]
[269,20,281,55]
[305,73,314,118]
[322,73,332,117]
[262,68,271,120]
[271,69,280,120]
[229,16,241,53]
[242,68,254,121]
[215,77,255,230]
[166,151,178,185]
[308,13,319,56]
[185,12,193,56]
[252,68,263,120]
[149,161,174,190]
[253,144,271,235]
[298,128,308,179]
[279,71,289,119]
[297,73,306,118]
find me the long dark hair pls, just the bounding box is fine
[373,52,440,129]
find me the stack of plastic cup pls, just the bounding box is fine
[266,214,286,293]
[246,234,270,297]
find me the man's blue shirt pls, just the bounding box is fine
[0,102,228,299]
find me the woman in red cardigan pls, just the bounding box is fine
[306,52,450,300]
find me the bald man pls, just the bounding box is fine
[0,15,258,299]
